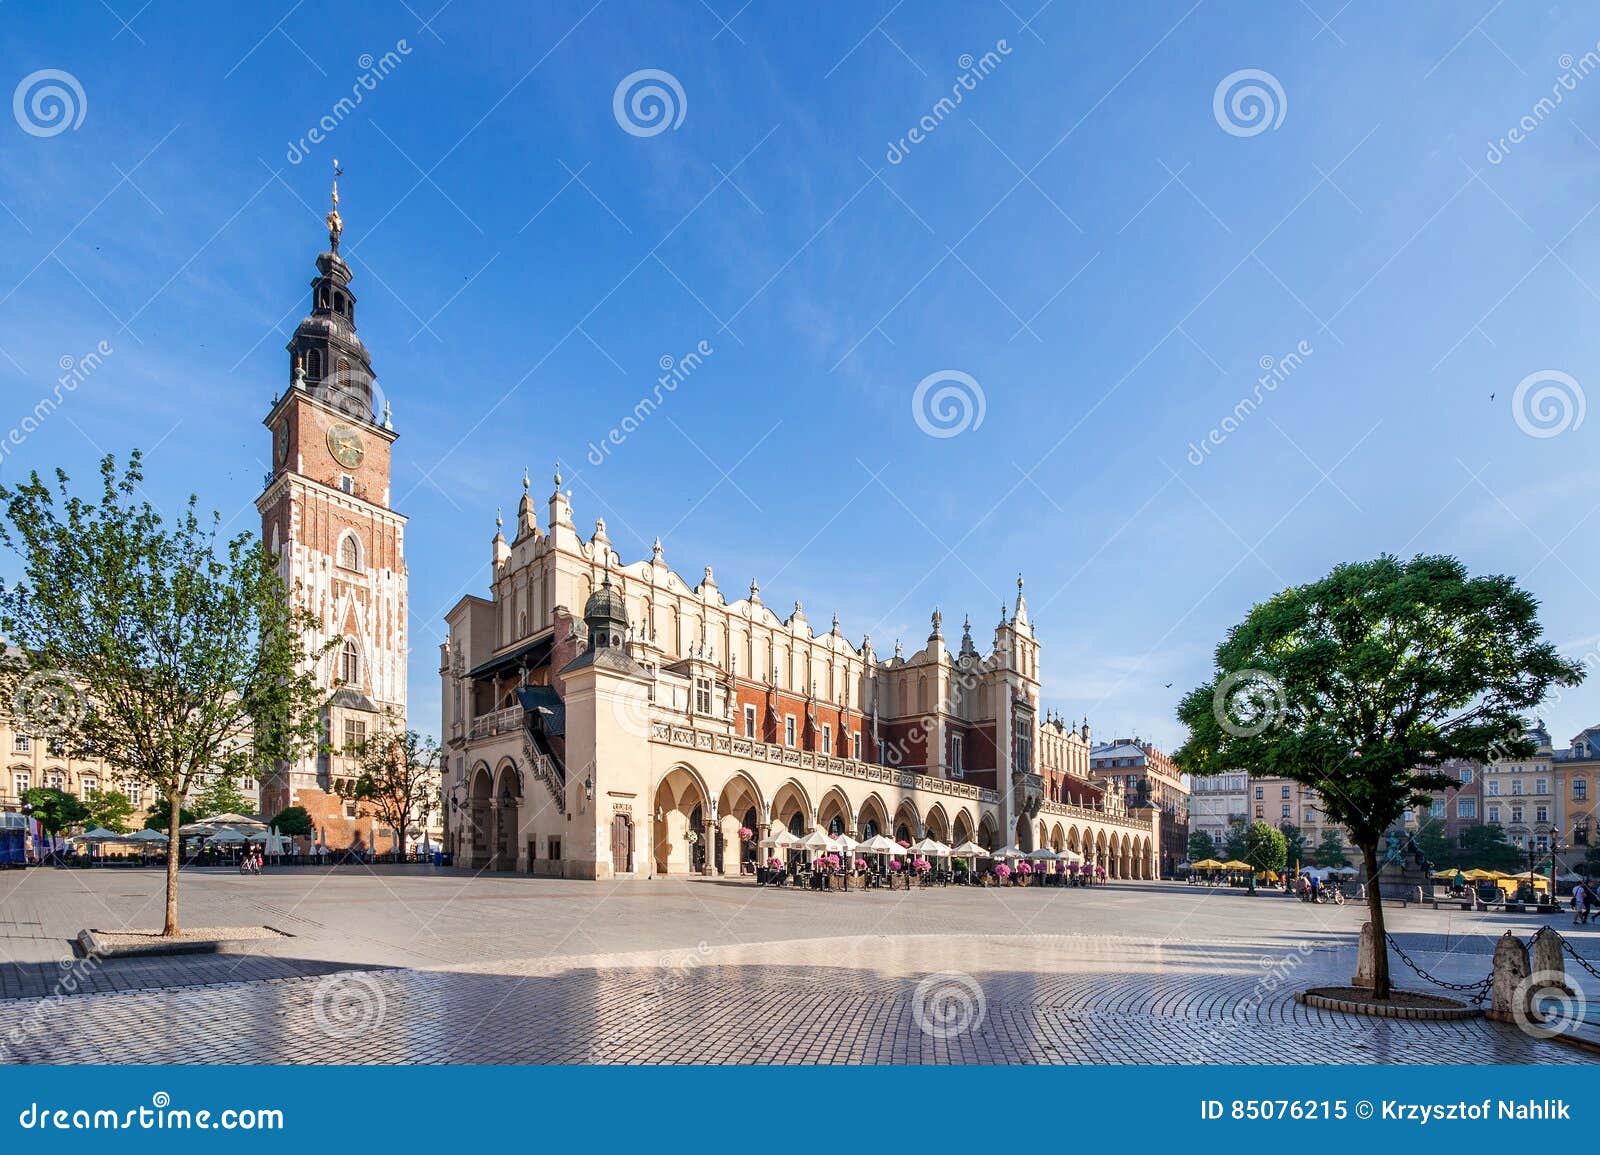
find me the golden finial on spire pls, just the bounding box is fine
[326,158,344,253]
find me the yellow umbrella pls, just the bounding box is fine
[1463,868,1500,880]
[1430,868,1458,880]
[1221,859,1255,871]
[1190,858,1225,870]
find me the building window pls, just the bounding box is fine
[12,735,29,754]
[852,733,862,761]
[1512,806,1524,823]
[693,678,712,715]
[784,716,796,747]
[1430,800,1445,818]
[1536,806,1549,824]
[1487,805,1500,824]
[126,782,141,807]
[821,725,832,755]
[47,737,65,756]
[743,705,757,739]
[1254,786,1263,800]
[343,718,367,753]
[45,770,64,790]
[1459,768,1473,784]
[1486,780,1500,796]
[1457,798,1476,818]
[1535,778,1548,795]
[951,734,964,777]
[340,640,360,686]
[340,474,354,495]
[338,532,362,571]
[1281,785,1290,799]
[1510,780,1523,796]
[13,772,29,797]
[1282,804,1291,818]
[1577,778,1589,801]
[81,777,97,797]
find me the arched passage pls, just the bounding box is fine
[951,810,974,847]
[770,779,812,836]
[654,764,711,876]
[491,759,520,872]
[857,793,890,840]
[817,786,853,837]
[977,812,999,851]
[467,762,493,870]
[923,803,950,844]
[892,799,921,846]
[716,771,764,877]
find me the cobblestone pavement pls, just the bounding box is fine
[0,933,1590,1065]
[1,867,1598,1063]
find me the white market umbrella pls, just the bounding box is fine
[201,813,264,828]
[834,833,860,852]
[798,830,832,851]
[1028,846,1059,861]
[77,827,125,844]
[125,828,168,843]
[1059,848,1085,864]
[989,845,1025,859]
[763,827,801,849]
[949,840,986,859]
[857,835,899,855]
[203,828,249,844]
[910,837,951,858]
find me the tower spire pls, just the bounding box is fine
[327,158,344,253]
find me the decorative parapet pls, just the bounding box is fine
[468,706,522,740]
[1039,796,1153,830]
[649,722,984,803]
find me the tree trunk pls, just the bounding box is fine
[162,786,182,937]
[1360,840,1390,998]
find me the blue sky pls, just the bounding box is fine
[2,1,1598,752]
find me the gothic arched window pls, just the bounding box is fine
[337,531,362,571]
[306,349,322,382]
[340,640,360,686]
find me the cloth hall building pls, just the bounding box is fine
[439,479,1161,881]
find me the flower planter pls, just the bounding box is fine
[824,873,847,891]
[845,873,868,890]
[888,874,912,891]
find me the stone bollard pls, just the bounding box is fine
[1352,921,1378,988]
[1486,932,1531,1023]
[1531,929,1572,997]
[1410,885,1424,905]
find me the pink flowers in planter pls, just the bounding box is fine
[765,856,783,869]
[890,859,903,871]
[994,862,1012,881]
[896,840,911,849]
[1095,864,1106,878]
[854,858,868,871]
[738,826,754,841]
[1016,861,1033,876]
[913,857,931,874]
[818,853,842,874]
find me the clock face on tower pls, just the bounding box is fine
[326,423,365,469]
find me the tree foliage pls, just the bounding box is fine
[1237,821,1288,873]
[270,805,314,838]
[1175,554,1582,997]
[1186,829,1217,862]
[192,775,254,819]
[1458,823,1523,872]
[352,714,439,855]
[1313,827,1350,867]
[1278,821,1307,867]
[84,789,135,833]
[21,786,88,836]
[143,798,197,832]
[0,454,331,934]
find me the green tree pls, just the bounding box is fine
[1459,823,1523,872]
[21,786,89,838]
[353,715,440,856]
[1279,821,1307,867]
[0,454,330,936]
[270,805,314,838]
[1414,821,1451,870]
[84,789,135,833]
[143,798,197,832]
[1176,554,1582,997]
[1222,819,1251,862]
[1313,828,1350,867]
[1187,829,1218,862]
[1237,821,1288,873]
[192,775,254,819]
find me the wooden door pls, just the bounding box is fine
[612,814,633,873]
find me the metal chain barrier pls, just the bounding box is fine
[1383,932,1494,1003]
[1534,925,1600,982]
